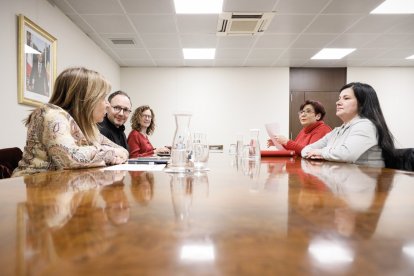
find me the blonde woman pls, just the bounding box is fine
[13,67,128,177]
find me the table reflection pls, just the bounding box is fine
[169,172,209,226]
[101,181,130,225]
[3,153,412,275]
[263,157,295,191]
[19,170,127,274]
[129,171,155,205]
[300,160,393,238]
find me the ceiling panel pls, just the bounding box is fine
[140,34,181,48]
[255,34,299,48]
[266,14,315,33]
[82,15,135,33]
[274,0,331,14]
[322,0,384,14]
[50,0,414,68]
[224,0,278,12]
[180,34,218,48]
[120,0,174,14]
[291,34,337,48]
[129,14,177,33]
[304,14,364,33]
[176,15,219,33]
[66,0,124,14]
[346,15,411,34]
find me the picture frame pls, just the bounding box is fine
[18,15,57,107]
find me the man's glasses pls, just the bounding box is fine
[112,105,131,115]
[298,109,315,116]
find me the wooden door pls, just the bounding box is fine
[289,68,346,139]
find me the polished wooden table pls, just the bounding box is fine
[1,153,414,275]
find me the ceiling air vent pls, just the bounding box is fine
[217,12,275,36]
[110,39,135,45]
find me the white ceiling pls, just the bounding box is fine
[50,0,414,67]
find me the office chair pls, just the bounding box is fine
[387,148,414,172]
[0,147,23,179]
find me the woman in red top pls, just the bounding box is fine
[268,100,332,155]
[127,105,170,158]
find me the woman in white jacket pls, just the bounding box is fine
[301,82,395,167]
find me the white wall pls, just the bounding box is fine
[121,68,290,151]
[347,67,414,148]
[1,1,413,151]
[0,0,120,148]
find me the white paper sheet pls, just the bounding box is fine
[265,122,285,150]
[102,164,166,171]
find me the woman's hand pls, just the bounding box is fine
[268,135,289,147]
[155,147,170,154]
[274,135,288,146]
[112,155,127,165]
[304,149,323,159]
[267,139,274,148]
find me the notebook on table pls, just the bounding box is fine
[260,150,296,157]
[128,156,170,164]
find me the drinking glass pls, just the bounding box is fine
[236,133,243,156]
[248,129,261,161]
[170,113,192,171]
[229,144,237,155]
[192,132,209,170]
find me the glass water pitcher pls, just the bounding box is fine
[170,113,192,171]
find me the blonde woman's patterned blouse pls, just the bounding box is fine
[12,104,128,177]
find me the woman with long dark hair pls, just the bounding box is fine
[302,82,395,167]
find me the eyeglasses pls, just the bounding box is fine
[298,109,315,116]
[111,105,131,115]
[141,114,152,119]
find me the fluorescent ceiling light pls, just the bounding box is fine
[309,241,354,264]
[406,54,414,59]
[371,0,414,14]
[311,48,356,60]
[183,48,216,59]
[180,244,215,261]
[174,0,223,14]
[403,244,414,258]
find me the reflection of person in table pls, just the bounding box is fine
[130,171,154,206]
[301,160,393,238]
[29,51,49,96]
[101,180,130,225]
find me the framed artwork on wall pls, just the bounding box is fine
[18,14,57,107]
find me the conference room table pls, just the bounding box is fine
[1,153,414,275]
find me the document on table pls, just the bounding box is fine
[102,163,166,171]
[265,122,285,150]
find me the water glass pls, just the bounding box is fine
[242,144,259,160]
[236,134,243,156]
[192,132,209,170]
[229,144,237,155]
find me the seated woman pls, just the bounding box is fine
[268,100,332,155]
[301,82,395,167]
[13,67,129,177]
[127,105,169,158]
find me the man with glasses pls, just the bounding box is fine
[98,90,132,150]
